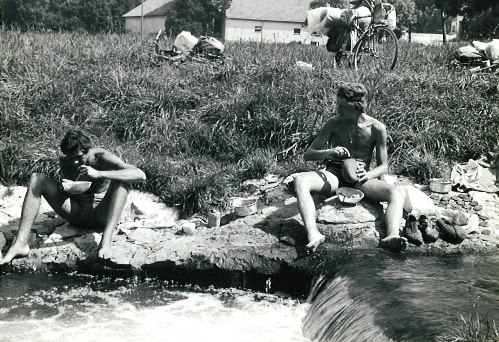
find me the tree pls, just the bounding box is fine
[389,0,416,32]
[164,0,231,38]
[414,0,498,41]
[309,0,350,9]
[0,0,140,32]
[431,0,466,43]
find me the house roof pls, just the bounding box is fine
[123,0,175,17]
[226,0,310,23]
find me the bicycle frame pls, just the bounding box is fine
[334,4,398,70]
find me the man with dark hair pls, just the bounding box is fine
[291,82,408,252]
[0,130,146,264]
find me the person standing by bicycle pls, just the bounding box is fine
[290,82,408,252]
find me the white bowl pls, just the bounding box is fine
[232,198,257,217]
[336,187,364,205]
[62,179,92,195]
[181,222,196,235]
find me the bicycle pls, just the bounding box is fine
[332,0,399,71]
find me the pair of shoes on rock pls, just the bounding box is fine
[403,214,424,246]
[436,218,467,244]
[403,214,439,246]
[418,215,439,243]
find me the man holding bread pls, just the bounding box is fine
[0,130,146,264]
[290,82,408,252]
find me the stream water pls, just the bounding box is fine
[1,251,498,342]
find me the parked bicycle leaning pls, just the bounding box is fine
[306,0,399,70]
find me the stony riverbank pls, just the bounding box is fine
[1,180,498,291]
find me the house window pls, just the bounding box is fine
[255,26,262,32]
[294,28,301,35]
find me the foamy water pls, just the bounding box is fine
[0,275,310,342]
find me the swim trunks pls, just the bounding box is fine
[68,192,106,228]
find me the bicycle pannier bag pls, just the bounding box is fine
[326,27,348,53]
[453,45,487,64]
[174,31,198,51]
[306,7,353,35]
[384,3,397,30]
[353,6,372,31]
[193,36,225,55]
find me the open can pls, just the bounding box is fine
[208,209,221,228]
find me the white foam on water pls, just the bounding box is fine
[0,285,311,342]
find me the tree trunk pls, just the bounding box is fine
[441,8,447,44]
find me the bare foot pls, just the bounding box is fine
[306,233,325,253]
[98,243,112,259]
[0,243,30,264]
[379,236,408,252]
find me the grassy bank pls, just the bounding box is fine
[1,30,498,216]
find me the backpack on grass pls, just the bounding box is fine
[453,45,487,65]
[193,36,225,56]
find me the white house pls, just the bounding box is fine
[123,0,174,35]
[225,0,326,44]
[123,0,326,44]
[450,15,464,37]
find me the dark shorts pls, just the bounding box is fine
[68,193,105,228]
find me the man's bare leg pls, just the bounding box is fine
[294,171,338,252]
[0,173,71,264]
[357,180,407,252]
[94,181,129,259]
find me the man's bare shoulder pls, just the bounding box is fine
[323,115,343,129]
[362,114,386,132]
[88,147,118,165]
[88,147,109,157]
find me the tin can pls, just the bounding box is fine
[208,210,221,228]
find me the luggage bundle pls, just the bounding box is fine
[174,31,225,57]
[452,40,499,68]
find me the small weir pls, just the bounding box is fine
[1,251,498,341]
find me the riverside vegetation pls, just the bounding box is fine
[0,29,498,219]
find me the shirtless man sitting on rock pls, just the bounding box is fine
[291,82,408,253]
[0,130,146,264]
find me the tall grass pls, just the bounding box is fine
[438,313,499,342]
[1,29,498,216]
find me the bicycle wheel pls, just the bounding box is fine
[353,26,398,71]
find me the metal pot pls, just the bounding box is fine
[429,178,452,194]
[233,198,257,217]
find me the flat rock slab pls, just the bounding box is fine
[1,185,498,282]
